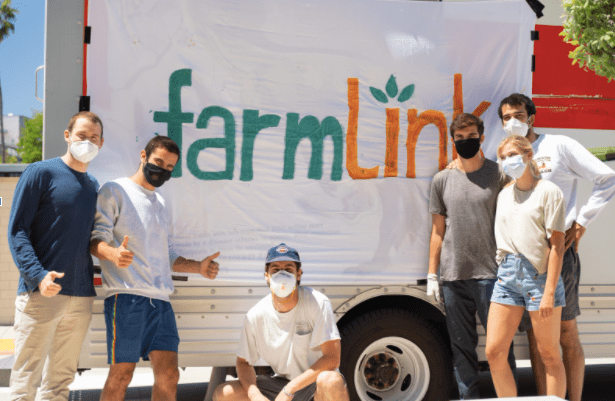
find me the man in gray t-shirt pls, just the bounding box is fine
[426,113,514,399]
[90,136,221,401]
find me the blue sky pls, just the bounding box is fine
[0,0,45,118]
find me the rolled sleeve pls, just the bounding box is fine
[544,197,566,239]
[309,298,341,351]
[428,174,447,216]
[168,247,180,269]
[91,184,118,245]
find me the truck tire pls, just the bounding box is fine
[340,308,451,401]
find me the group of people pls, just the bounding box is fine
[7,111,348,401]
[427,94,615,399]
[6,92,615,401]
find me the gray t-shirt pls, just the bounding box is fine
[429,159,510,281]
[91,177,180,302]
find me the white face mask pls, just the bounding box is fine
[503,118,530,136]
[269,270,297,298]
[69,139,99,163]
[501,154,528,179]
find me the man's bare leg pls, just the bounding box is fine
[313,371,349,401]
[149,350,180,401]
[560,319,585,401]
[527,328,547,395]
[100,362,136,401]
[528,319,585,401]
[213,380,251,401]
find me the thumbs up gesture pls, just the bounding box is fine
[199,252,220,280]
[39,271,65,297]
[113,236,134,268]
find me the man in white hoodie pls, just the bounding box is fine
[213,243,349,401]
[498,93,615,401]
[90,136,221,401]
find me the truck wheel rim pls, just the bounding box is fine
[355,336,430,401]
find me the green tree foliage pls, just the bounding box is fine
[1,0,19,162]
[0,0,17,39]
[17,111,42,163]
[561,0,615,81]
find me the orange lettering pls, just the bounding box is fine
[406,109,448,178]
[385,108,400,177]
[452,73,491,160]
[346,78,379,179]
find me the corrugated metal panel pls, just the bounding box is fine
[79,284,615,368]
[79,285,381,368]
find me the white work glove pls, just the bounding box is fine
[426,273,441,302]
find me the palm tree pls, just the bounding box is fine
[0,0,19,163]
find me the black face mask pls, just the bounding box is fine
[454,137,481,159]
[143,162,173,188]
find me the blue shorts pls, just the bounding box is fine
[491,254,565,311]
[104,294,179,364]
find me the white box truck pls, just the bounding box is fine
[30,0,615,400]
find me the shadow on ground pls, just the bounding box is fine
[67,365,615,401]
[68,382,208,401]
[476,365,615,400]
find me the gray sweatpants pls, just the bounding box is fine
[10,292,93,401]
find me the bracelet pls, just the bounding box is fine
[282,387,294,398]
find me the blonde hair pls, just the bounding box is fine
[497,135,540,178]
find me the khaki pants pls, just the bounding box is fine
[10,292,93,401]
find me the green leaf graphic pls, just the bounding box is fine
[370,87,389,103]
[386,74,398,98]
[398,84,415,102]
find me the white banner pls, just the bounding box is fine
[87,0,535,284]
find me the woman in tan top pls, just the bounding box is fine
[485,135,567,398]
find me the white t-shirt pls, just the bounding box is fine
[495,179,566,274]
[237,286,341,381]
[91,177,179,302]
[532,134,615,230]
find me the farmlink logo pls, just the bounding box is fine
[153,69,491,181]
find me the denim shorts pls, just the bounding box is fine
[491,254,565,311]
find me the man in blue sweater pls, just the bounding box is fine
[8,111,104,400]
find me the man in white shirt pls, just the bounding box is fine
[498,93,615,401]
[213,243,349,401]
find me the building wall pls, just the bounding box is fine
[2,115,26,156]
[0,177,20,325]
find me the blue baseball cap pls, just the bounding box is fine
[266,243,301,264]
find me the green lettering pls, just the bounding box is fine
[187,106,235,180]
[240,110,281,181]
[283,114,343,181]
[153,69,194,177]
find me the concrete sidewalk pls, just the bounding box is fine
[0,369,212,401]
[0,325,215,400]
[2,325,614,400]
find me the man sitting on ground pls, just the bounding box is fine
[214,243,349,401]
